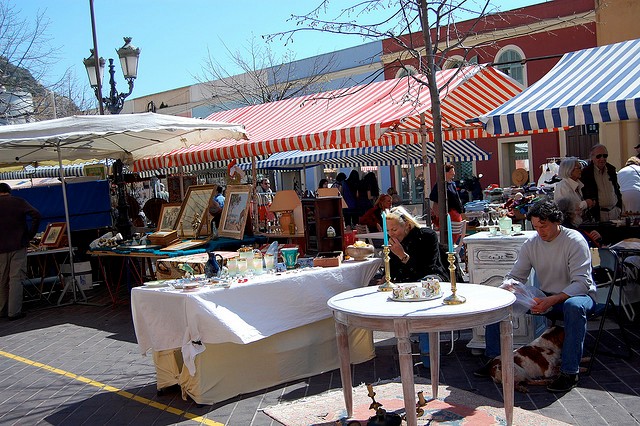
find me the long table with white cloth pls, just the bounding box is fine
[130,257,382,405]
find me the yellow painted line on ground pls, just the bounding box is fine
[0,349,223,426]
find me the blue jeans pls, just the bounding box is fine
[485,295,595,375]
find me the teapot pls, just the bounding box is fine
[205,252,224,278]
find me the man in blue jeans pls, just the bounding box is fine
[474,201,596,393]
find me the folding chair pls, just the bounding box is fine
[586,247,632,375]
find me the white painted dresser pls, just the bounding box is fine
[463,230,547,352]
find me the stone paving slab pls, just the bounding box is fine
[0,288,638,425]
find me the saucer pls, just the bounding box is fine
[389,292,443,302]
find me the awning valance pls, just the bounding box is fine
[239,139,489,170]
[476,38,640,135]
[134,65,520,172]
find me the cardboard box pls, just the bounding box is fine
[313,251,343,267]
[60,261,93,290]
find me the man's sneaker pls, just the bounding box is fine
[473,360,494,378]
[547,372,579,393]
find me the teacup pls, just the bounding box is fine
[512,224,522,234]
[281,247,299,269]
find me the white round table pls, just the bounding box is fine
[328,283,516,426]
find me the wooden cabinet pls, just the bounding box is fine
[463,231,547,352]
[302,197,344,255]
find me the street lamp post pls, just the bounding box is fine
[83,37,141,240]
[83,37,141,115]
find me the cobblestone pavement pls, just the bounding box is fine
[0,287,638,425]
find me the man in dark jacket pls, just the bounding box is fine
[0,183,41,320]
[580,144,622,221]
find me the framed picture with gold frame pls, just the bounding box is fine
[219,185,251,240]
[175,184,217,238]
[41,222,67,248]
[157,203,182,232]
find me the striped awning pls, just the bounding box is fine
[476,39,640,135]
[134,65,520,172]
[0,160,112,180]
[240,139,489,170]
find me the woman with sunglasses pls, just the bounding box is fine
[580,144,622,222]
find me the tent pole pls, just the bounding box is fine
[56,141,87,305]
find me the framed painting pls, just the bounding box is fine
[41,222,67,248]
[219,185,251,240]
[157,203,182,232]
[175,184,217,238]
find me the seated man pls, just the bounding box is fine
[474,200,596,393]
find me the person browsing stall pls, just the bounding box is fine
[429,163,463,232]
[581,144,622,221]
[474,201,595,393]
[617,156,640,212]
[0,182,41,320]
[553,158,594,226]
[359,194,392,232]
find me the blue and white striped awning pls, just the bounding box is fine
[0,160,112,180]
[240,139,489,170]
[477,38,640,135]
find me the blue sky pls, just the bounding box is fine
[14,0,541,99]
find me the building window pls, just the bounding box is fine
[443,55,465,69]
[395,65,418,79]
[495,46,526,86]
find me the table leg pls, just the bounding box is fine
[335,320,353,418]
[500,314,514,426]
[429,331,440,399]
[394,320,417,426]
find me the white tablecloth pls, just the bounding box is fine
[131,258,382,404]
[131,258,382,357]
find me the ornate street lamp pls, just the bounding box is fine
[83,37,141,115]
[83,38,141,239]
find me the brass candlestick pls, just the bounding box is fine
[443,252,466,305]
[378,245,396,292]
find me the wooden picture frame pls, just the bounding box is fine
[157,203,182,232]
[175,184,217,238]
[41,222,67,248]
[160,239,208,251]
[219,185,251,240]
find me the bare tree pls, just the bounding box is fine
[267,0,595,243]
[0,2,88,122]
[195,36,342,111]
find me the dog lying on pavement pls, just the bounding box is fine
[487,326,565,393]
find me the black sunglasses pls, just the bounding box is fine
[595,153,608,159]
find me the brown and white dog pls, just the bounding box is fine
[488,326,564,393]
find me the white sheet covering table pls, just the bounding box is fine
[131,258,382,404]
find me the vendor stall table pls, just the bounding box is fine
[90,235,267,304]
[25,247,71,303]
[130,257,382,405]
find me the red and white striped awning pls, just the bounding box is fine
[133,65,521,172]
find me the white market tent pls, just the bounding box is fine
[0,112,246,304]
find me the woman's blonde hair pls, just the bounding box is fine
[374,194,392,208]
[386,205,422,229]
